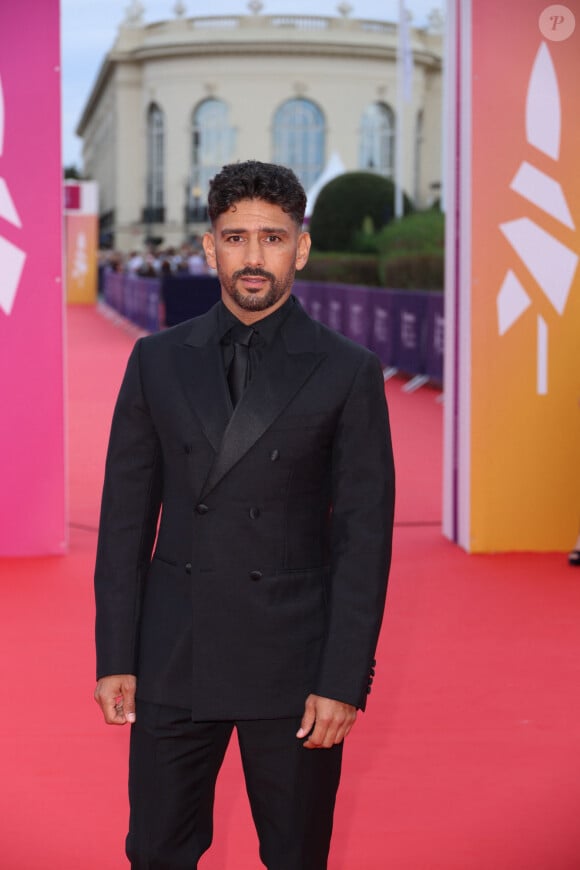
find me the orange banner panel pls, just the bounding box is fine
[470,0,580,550]
[65,213,98,304]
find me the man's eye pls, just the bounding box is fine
[265,235,281,243]
[226,235,243,243]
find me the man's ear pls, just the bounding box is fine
[295,232,311,272]
[202,232,216,268]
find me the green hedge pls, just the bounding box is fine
[379,252,444,290]
[302,205,445,290]
[376,208,444,255]
[377,209,445,290]
[309,172,413,252]
[299,252,381,287]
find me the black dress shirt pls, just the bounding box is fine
[218,296,295,389]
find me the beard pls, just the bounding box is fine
[218,264,296,312]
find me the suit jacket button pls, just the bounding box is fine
[195,503,209,515]
[185,563,192,574]
[249,507,260,520]
[366,686,372,694]
[270,449,280,461]
[249,570,263,581]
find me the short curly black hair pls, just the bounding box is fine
[207,160,307,227]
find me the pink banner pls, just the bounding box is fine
[0,0,66,555]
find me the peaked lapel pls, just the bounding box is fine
[174,304,231,453]
[201,301,326,498]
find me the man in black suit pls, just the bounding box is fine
[94,161,395,869]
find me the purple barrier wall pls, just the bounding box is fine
[293,281,328,323]
[342,285,372,347]
[391,290,428,375]
[294,281,444,384]
[425,293,445,383]
[367,288,398,367]
[102,271,160,332]
[103,270,124,314]
[102,273,444,384]
[125,276,161,332]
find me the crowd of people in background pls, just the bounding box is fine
[99,238,215,279]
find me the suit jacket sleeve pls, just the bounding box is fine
[94,339,163,679]
[313,350,395,709]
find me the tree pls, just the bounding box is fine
[63,164,83,179]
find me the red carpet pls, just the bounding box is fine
[0,304,579,869]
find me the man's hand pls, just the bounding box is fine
[94,674,137,725]
[296,693,357,749]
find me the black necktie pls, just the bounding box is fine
[227,324,255,407]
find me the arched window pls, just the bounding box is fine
[189,99,235,219]
[359,102,395,177]
[414,109,424,204]
[146,104,164,220]
[272,99,325,191]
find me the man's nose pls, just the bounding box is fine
[244,237,264,267]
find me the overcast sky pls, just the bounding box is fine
[61,0,444,166]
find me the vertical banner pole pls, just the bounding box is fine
[395,0,412,218]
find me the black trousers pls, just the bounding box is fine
[126,700,343,870]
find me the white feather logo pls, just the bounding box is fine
[0,74,27,317]
[497,42,578,395]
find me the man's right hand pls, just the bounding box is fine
[94,674,137,725]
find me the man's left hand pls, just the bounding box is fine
[296,694,357,749]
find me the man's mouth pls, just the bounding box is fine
[236,270,272,291]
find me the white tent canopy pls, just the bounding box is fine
[304,152,346,220]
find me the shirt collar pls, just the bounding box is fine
[218,295,295,345]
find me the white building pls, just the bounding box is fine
[76,3,443,251]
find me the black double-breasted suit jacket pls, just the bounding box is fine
[95,297,395,720]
